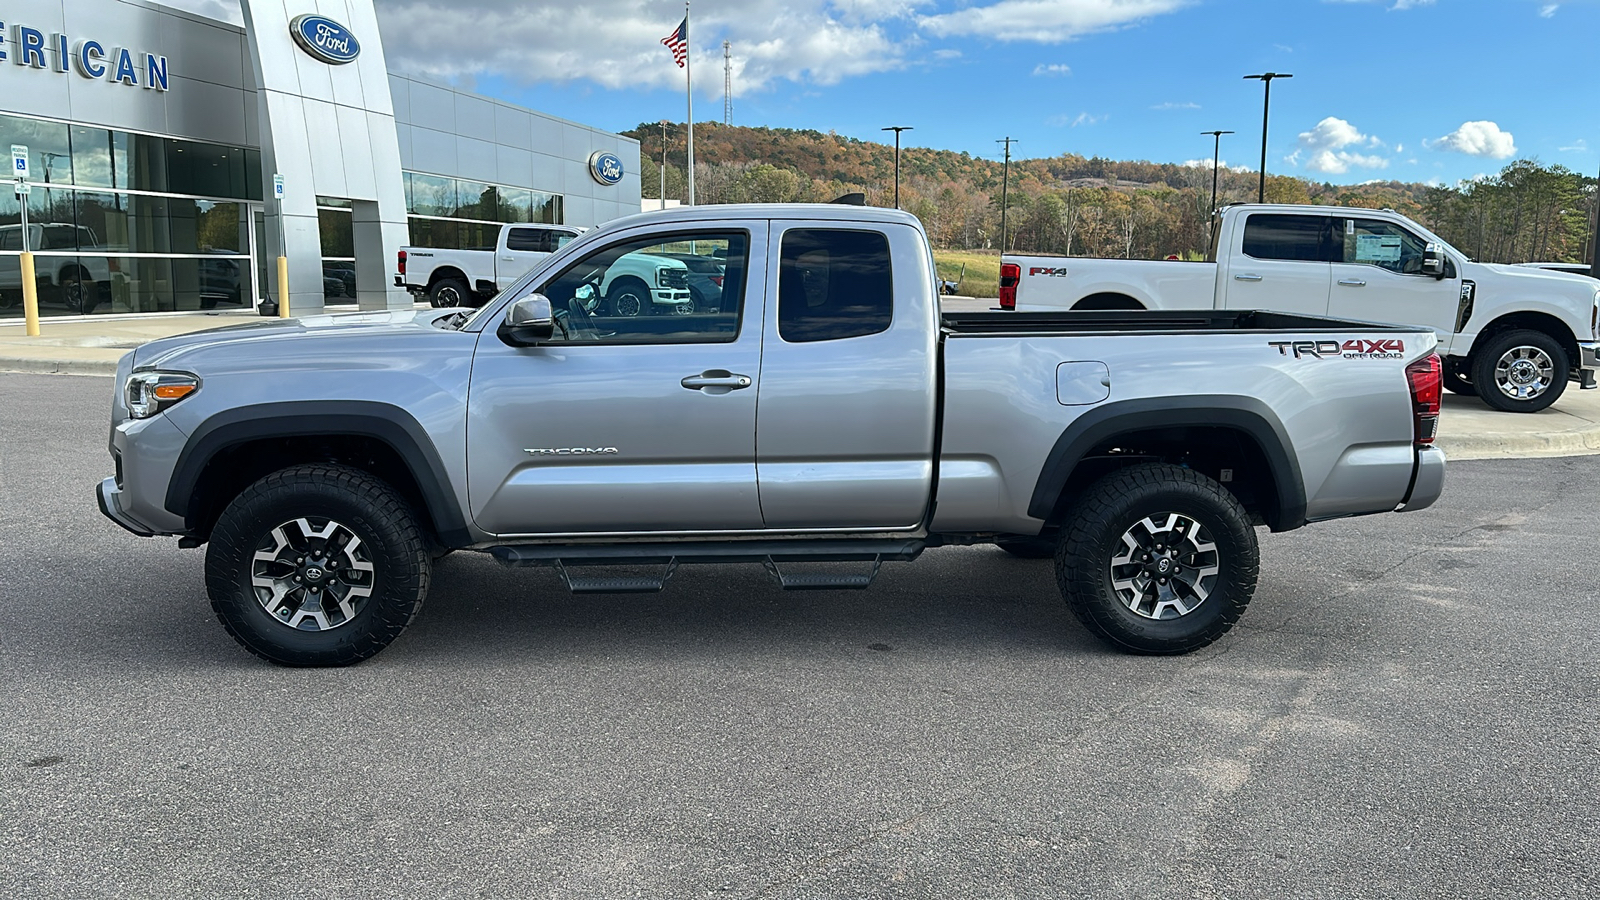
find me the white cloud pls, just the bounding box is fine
[1427,121,1517,158]
[1151,101,1200,110]
[1540,4,1560,17]
[1292,116,1390,174]
[921,0,1191,43]
[1032,63,1073,76]
[1324,0,1436,10]
[1071,112,1105,127]
[364,0,917,97]
[1181,158,1252,173]
[1560,139,1588,153]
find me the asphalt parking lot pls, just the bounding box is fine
[1,371,1596,899]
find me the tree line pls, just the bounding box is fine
[629,123,1597,264]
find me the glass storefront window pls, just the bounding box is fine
[166,140,249,200]
[407,173,457,218]
[499,188,534,224]
[0,114,73,186]
[455,180,495,221]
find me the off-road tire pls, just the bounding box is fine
[995,536,1057,559]
[1056,463,1259,655]
[1471,329,1568,413]
[205,464,432,667]
[428,277,471,308]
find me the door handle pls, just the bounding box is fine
[1234,273,1263,282]
[681,370,752,392]
[1338,278,1367,287]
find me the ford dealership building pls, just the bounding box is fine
[0,0,642,320]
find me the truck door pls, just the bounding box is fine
[1224,213,1335,316]
[499,227,551,291]
[466,222,768,536]
[754,223,938,529]
[1328,216,1460,345]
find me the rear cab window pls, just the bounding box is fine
[1242,214,1335,262]
[777,229,893,343]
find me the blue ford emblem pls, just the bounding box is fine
[290,14,361,65]
[589,151,624,186]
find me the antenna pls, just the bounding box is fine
[723,41,732,125]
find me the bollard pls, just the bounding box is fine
[277,256,289,319]
[20,250,39,337]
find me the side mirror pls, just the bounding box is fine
[1422,242,1448,278]
[575,283,597,305]
[497,294,554,346]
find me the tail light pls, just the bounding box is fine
[398,250,407,277]
[1406,354,1442,445]
[998,263,1020,310]
[710,275,723,287]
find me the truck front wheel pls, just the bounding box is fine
[1055,463,1258,655]
[1471,329,1568,413]
[205,464,432,667]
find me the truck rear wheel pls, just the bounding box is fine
[428,277,471,308]
[1471,329,1568,413]
[205,464,431,667]
[1055,463,1258,655]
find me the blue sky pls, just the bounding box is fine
[189,0,1598,185]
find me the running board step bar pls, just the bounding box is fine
[763,558,882,591]
[487,539,922,595]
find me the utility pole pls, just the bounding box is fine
[1243,72,1291,203]
[882,126,912,209]
[659,120,669,209]
[723,41,732,125]
[997,137,1016,251]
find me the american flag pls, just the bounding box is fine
[661,17,688,68]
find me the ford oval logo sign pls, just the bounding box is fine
[589,151,624,186]
[290,15,361,65]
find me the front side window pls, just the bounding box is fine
[1242,214,1332,262]
[535,231,747,344]
[1340,218,1429,275]
[778,229,893,343]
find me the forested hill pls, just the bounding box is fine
[624,122,1592,265]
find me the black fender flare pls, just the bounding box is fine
[1027,395,1308,532]
[164,400,472,546]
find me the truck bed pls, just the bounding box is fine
[940,309,1418,335]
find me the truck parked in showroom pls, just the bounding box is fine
[100,204,1445,667]
[1001,203,1600,412]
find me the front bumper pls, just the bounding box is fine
[651,289,691,307]
[97,477,157,537]
[1579,341,1599,389]
[1399,446,1447,513]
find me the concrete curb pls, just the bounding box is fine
[1436,428,1600,460]
[0,358,118,377]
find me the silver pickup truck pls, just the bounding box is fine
[98,204,1446,666]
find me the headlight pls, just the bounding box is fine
[125,371,199,419]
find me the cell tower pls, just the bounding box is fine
[723,41,732,125]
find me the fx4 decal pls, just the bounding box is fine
[1269,339,1406,360]
[1028,266,1068,277]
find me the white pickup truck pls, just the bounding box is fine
[399,223,584,308]
[398,222,698,316]
[1002,203,1600,412]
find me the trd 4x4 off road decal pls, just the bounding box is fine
[1269,339,1406,360]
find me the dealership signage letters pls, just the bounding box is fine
[1,21,168,90]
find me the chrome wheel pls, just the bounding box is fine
[250,517,375,631]
[1493,345,1556,401]
[671,297,696,316]
[1108,512,1220,621]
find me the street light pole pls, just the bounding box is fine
[882,126,913,209]
[659,120,669,210]
[1243,72,1291,203]
[997,136,1016,251]
[1201,130,1234,216]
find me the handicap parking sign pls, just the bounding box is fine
[11,144,28,179]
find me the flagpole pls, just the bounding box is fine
[685,0,695,205]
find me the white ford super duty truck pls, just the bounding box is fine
[101,204,1445,666]
[1002,203,1600,412]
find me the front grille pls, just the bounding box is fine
[658,268,689,289]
